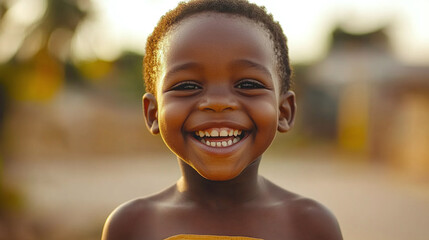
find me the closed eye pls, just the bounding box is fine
[170,81,202,91]
[235,79,266,89]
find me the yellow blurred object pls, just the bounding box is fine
[77,60,113,82]
[164,235,262,240]
[337,80,370,154]
[10,50,63,102]
[389,93,429,178]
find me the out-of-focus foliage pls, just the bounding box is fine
[0,0,93,235]
[0,0,92,102]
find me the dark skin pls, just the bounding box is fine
[102,13,342,240]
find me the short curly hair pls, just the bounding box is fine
[143,0,292,95]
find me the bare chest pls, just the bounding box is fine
[132,205,301,240]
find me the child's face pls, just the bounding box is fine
[144,13,295,181]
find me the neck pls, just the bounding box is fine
[175,158,266,209]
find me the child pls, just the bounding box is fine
[102,0,342,239]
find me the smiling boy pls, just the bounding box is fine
[101,1,342,239]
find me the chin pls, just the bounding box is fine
[198,169,243,182]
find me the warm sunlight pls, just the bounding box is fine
[1,0,428,64]
[82,0,429,64]
[2,1,429,240]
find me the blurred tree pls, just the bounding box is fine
[0,1,6,22]
[110,51,145,103]
[0,0,93,102]
[0,0,93,219]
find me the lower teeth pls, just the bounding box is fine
[201,137,241,147]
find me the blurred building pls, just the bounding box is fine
[1,51,167,162]
[302,27,429,178]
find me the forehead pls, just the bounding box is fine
[169,12,271,42]
[165,12,274,60]
[157,13,278,87]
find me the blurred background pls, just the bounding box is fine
[0,0,428,239]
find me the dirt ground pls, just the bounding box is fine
[4,151,429,240]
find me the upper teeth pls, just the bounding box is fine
[196,128,242,138]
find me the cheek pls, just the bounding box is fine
[157,98,193,155]
[159,104,180,128]
[248,96,279,147]
[252,97,278,131]
[158,102,183,143]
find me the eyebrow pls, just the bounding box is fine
[231,59,272,79]
[164,62,201,80]
[163,59,272,80]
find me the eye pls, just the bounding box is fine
[170,81,202,91]
[235,79,266,89]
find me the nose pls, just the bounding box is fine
[198,87,238,112]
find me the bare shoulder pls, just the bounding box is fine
[287,197,343,240]
[263,179,342,239]
[101,186,175,240]
[101,197,154,240]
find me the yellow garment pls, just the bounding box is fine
[164,234,263,240]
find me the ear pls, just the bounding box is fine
[142,93,159,135]
[278,91,296,133]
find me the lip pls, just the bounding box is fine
[187,129,251,156]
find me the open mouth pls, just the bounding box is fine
[193,127,247,148]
